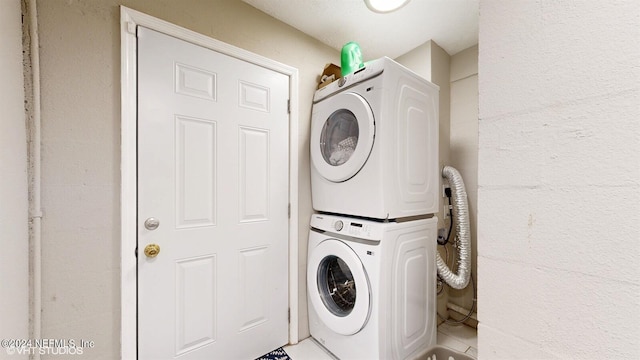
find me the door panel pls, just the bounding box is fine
[239,127,270,222]
[175,255,217,355]
[137,26,289,359]
[175,116,217,228]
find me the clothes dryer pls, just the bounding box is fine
[307,213,438,360]
[310,57,439,220]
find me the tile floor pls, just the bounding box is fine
[283,323,478,359]
[436,322,478,358]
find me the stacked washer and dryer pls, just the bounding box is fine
[308,57,440,360]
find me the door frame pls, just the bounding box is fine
[119,6,299,359]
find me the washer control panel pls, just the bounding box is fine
[344,220,373,238]
[311,214,383,241]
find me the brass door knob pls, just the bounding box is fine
[144,244,160,258]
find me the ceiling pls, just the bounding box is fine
[242,0,479,60]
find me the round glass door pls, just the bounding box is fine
[307,239,371,335]
[317,255,357,317]
[320,109,360,166]
[311,92,375,182]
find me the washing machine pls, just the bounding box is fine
[307,213,437,360]
[310,57,439,220]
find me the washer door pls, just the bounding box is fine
[310,92,375,182]
[307,239,371,335]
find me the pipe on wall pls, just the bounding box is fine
[437,166,471,289]
[27,0,42,356]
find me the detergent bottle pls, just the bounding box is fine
[340,41,364,77]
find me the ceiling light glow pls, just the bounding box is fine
[364,0,411,13]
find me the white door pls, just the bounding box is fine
[137,27,289,359]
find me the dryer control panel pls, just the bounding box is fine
[313,57,386,103]
[310,214,384,242]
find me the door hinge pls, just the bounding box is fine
[288,308,290,322]
[287,99,291,114]
[288,203,291,219]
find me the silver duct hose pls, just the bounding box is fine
[436,166,471,289]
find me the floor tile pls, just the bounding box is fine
[286,324,478,359]
[437,323,478,349]
[283,338,335,360]
[466,346,478,358]
[436,331,470,353]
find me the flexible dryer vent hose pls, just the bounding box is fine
[437,166,471,290]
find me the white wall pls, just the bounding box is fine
[0,2,30,359]
[35,0,338,356]
[395,42,432,81]
[478,1,640,358]
[448,45,478,316]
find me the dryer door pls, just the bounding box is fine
[310,92,375,182]
[307,239,371,335]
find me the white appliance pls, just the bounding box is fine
[307,213,437,360]
[310,57,439,220]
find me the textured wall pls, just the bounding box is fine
[478,1,640,358]
[36,0,337,357]
[0,1,30,358]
